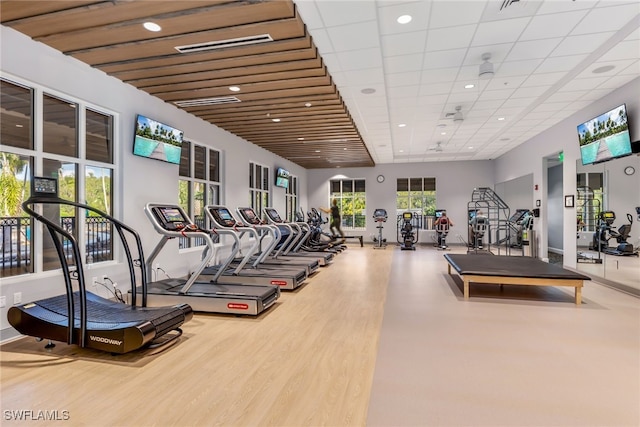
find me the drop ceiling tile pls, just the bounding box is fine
[496,59,545,76]
[293,0,323,29]
[384,53,425,73]
[344,68,385,85]
[511,85,552,98]
[321,53,342,73]
[551,32,616,57]
[558,76,609,91]
[429,1,488,29]
[336,48,383,71]
[315,1,377,27]
[571,3,640,35]
[519,10,588,41]
[625,26,640,41]
[382,31,428,57]
[544,91,586,103]
[596,73,638,90]
[418,94,450,105]
[531,102,572,113]
[521,71,568,87]
[419,82,454,96]
[472,99,504,110]
[327,21,381,52]
[426,24,477,51]
[447,91,481,103]
[596,39,640,62]
[471,17,530,47]
[422,49,468,70]
[535,54,589,73]
[575,59,636,79]
[478,88,515,100]
[421,67,460,84]
[377,1,432,35]
[484,76,527,90]
[506,38,563,61]
[463,43,514,66]
[619,59,640,75]
[387,85,422,99]
[309,28,334,54]
[386,70,422,87]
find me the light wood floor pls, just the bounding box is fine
[2,245,639,426]
[0,246,392,426]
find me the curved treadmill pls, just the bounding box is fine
[8,177,193,354]
[444,253,590,305]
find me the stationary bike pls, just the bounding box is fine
[372,208,388,249]
[591,211,639,256]
[398,211,417,250]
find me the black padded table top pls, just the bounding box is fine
[444,254,590,280]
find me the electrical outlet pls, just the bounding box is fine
[13,292,22,305]
[0,296,6,308]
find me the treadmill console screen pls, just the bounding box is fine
[32,176,58,196]
[265,208,282,222]
[241,208,259,224]
[212,208,236,227]
[402,212,413,220]
[154,207,188,230]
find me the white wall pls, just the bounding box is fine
[307,160,495,244]
[0,26,307,339]
[495,77,640,266]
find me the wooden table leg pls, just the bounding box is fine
[464,278,469,300]
[575,285,582,305]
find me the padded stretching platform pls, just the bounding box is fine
[444,254,590,305]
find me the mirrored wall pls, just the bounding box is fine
[576,154,640,293]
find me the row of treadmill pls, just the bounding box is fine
[8,177,343,355]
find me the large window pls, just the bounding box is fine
[285,174,298,222]
[179,140,221,248]
[249,162,269,219]
[396,177,436,229]
[1,77,115,277]
[329,179,366,229]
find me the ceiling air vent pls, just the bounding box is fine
[174,96,241,107]
[175,34,273,53]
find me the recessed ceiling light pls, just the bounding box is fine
[441,132,446,135]
[297,137,305,141]
[464,84,475,89]
[398,123,406,128]
[592,65,615,74]
[143,22,162,32]
[361,88,376,94]
[399,149,404,153]
[397,15,412,24]
[16,124,23,128]
[315,150,321,153]
[229,86,240,92]
[272,118,280,122]
[343,147,348,151]
[468,147,474,150]
[497,117,505,121]
[305,102,312,107]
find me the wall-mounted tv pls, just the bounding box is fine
[275,167,290,189]
[133,114,184,165]
[577,104,632,165]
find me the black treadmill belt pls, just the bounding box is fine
[36,292,182,325]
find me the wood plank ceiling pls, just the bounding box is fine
[0,0,375,169]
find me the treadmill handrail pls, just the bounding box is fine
[22,196,149,347]
[263,207,296,258]
[235,207,280,267]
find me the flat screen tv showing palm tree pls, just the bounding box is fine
[577,104,631,165]
[133,115,184,165]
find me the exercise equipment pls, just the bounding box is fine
[468,211,489,251]
[141,203,280,315]
[398,211,417,250]
[591,211,639,256]
[204,205,307,290]
[8,177,193,354]
[434,210,450,250]
[372,208,388,249]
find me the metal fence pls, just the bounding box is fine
[1,216,112,277]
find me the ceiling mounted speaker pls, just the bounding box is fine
[453,106,464,123]
[479,53,494,80]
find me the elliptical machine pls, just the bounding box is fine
[398,211,417,250]
[434,210,450,250]
[372,208,388,249]
[592,211,639,256]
